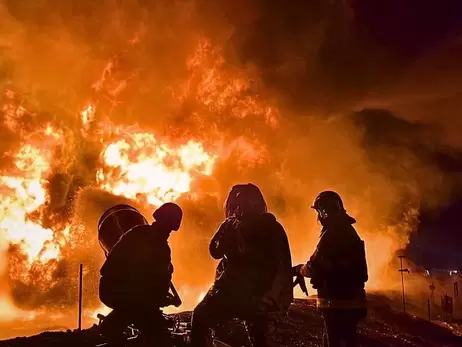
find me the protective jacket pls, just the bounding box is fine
[99,224,173,309]
[300,214,368,309]
[209,213,293,314]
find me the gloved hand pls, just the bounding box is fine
[293,275,309,296]
[292,264,303,276]
[161,293,182,308]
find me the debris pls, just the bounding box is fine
[1,297,462,346]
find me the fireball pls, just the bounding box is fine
[96,132,216,206]
[0,134,64,272]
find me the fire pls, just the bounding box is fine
[0,295,28,322]
[0,141,62,268]
[1,89,34,131]
[97,132,216,206]
[0,36,279,326]
[197,290,207,303]
[80,104,96,130]
[181,39,279,127]
[0,37,224,317]
[0,30,421,338]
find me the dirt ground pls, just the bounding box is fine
[1,296,462,347]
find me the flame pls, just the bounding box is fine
[0,295,28,322]
[197,290,207,303]
[0,38,225,315]
[1,89,35,132]
[0,128,65,276]
[80,104,95,130]
[177,39,279,127]
[0,37,275,325]
[96,131,216,206]
[0,33,422,336]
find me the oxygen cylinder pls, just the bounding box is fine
[97,204,148,255]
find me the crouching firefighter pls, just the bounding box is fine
[293,191,368,347]
[191,184,293,347]
[98,203,183,346]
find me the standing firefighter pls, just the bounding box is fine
[294,191,368,347]
[191,184,293,347]
[98,202,183,346]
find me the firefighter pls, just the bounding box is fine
[293,191,368,347]
[191,184,293,347]
[98,202,183,346]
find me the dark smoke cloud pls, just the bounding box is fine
[211,0,462,114]
[212,0,462,208]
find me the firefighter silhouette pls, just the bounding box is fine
[98,203,183,346]
[294,191,368,347]
[190,184,293,347]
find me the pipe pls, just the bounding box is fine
[78,264,83,331]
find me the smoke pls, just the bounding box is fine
[1,0,462,333]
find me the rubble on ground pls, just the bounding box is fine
[1,297,462,347]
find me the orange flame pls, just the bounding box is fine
[80,104,96,131]
[0,34,420,335]
[1,89,35,132]
[97,131,216,206]
[0,141,62,268]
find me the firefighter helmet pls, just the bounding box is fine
[153,202,183,231]
[224,183,267,218]
[311,191,345,220]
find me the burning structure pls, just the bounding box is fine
[0,0,462,340]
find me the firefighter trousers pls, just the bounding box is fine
[191,290,268,347]
[321,309,366,347]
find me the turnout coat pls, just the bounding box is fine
[300,214,368,311]
[209,213,293,315]
[99,224,173,309]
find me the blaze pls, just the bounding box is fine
[80,104,96,130]
[97,131,216,206]
[0,137,63,270]
[181,39,279,127]
[0,31,418,337]
[1,89,33,131]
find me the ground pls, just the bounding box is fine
[1,296,462,347]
